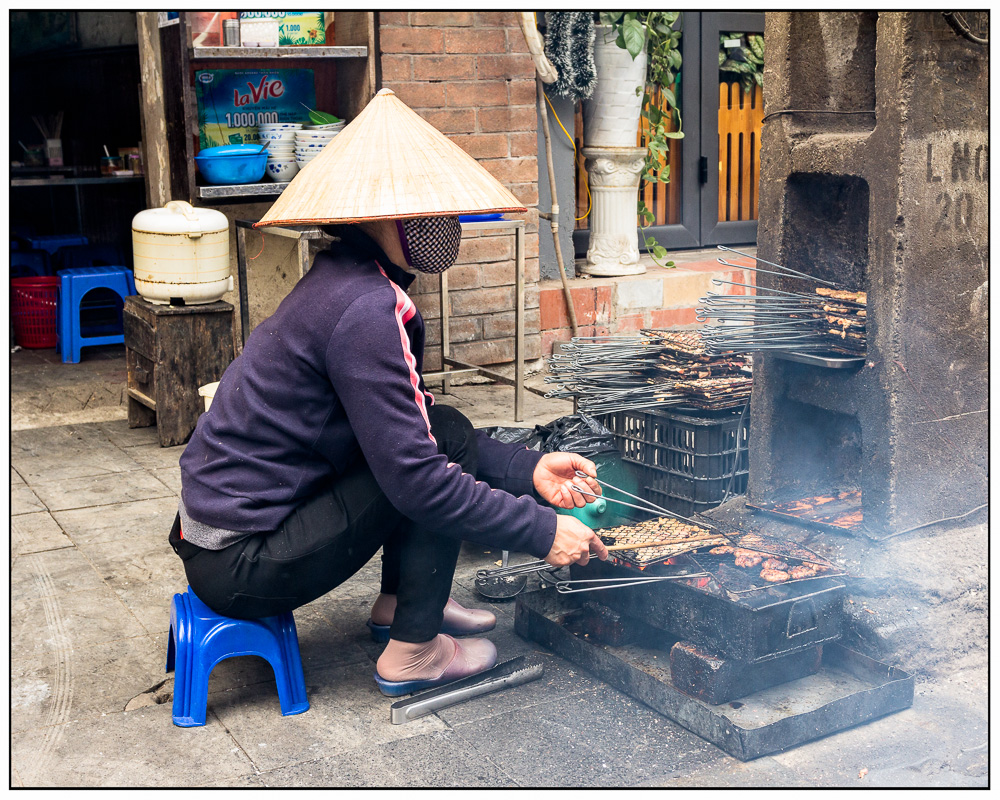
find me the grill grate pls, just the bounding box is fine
[598,516,728,567]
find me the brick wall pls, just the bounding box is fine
[378,11,540,370]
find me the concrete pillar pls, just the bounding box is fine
[748,12,988,537]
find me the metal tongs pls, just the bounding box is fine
[475,472,721,583]
[554,572,709,594]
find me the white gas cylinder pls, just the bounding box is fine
[131,200,233,305]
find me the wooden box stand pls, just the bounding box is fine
[124,297,235,447]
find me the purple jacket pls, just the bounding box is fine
[179,235,558,558]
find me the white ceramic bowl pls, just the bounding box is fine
[295,132,338,141]
[259,129,297,143]
[303,123,345,131]
[258,122,303,130]
[265,160,299,182]
[295,142,327,149]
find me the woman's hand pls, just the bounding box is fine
[532,452,602,509]
[545,514,609,567]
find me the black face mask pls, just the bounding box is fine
[395,216,462,273]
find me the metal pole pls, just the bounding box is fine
[440,268,451,394]
[236,224,250,348]
[515,221,525,422]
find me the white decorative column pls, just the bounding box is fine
[581,146,647,276]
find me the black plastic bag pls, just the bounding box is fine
[536,414,619,458]
[479,426,547,450]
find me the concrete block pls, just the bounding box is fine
[614,278,664,313]
[661,270,716,310]
[669,642,823,705]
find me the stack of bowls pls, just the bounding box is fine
[257,122,302,183]
[294,120,345,168]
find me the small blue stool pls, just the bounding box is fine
[166,586,309,728]
[57,266,137,363]
[11,249,52,278]
[25,234,88,255]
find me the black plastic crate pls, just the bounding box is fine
[598,406,750,475]
[619,461,748,517]
[598,405,750,516]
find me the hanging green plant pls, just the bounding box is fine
[719,32,764,95]
[599,11,684,268]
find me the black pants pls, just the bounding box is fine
[169,404,477,643]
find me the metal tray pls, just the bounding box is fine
[772,351,865,369]
[515,589,914,762]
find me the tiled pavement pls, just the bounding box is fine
[9,348,987,788]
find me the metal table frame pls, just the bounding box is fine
[426,218,526,422]
[234,218,527,421]
[234,219,328,347]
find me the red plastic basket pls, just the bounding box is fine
[11,276,59,348]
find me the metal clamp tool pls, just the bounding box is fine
[554,572,710,594]
[389,655,544,724]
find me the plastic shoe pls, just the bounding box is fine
[373,635,498,697]
[366,598,497,643]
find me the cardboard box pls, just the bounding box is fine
[238,12,328,46]
[194,69,316,149]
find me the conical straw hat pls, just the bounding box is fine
[255,88,527,227]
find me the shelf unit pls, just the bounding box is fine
[191,45,367,60]
[148,11,376,206]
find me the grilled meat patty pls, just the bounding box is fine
[760,568,790,582]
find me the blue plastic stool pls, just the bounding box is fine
[11,249,52,278]
[166,587,309,728]
[56,266,137,363]
[25,234,88,255]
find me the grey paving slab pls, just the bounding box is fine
[30,469,175,512]
[149,466,183,494]
[450,685,724,787]
[120,442,186,470]
[11,634,167,734]
[11,706,255,787]
[12,466,27,486]
[97,419,161,448]
[12,484,46,515]
[11,546,107,602]
[259,729,515,788]
[431,624,604,728]
[11,511,74,555]
[10,424,144,483]
[77,533,187,634]
[769,681,988,787]
[52,495,179,547]
[12,585,147,661]
[213,661,447,773]
[636,755,814,788]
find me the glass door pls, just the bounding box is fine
[699,11,765,245]
[572,12,765,254]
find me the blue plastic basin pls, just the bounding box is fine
[459,213,504,223]
[195,145,268,185]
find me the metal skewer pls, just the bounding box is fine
[555,572,711,594]
[572,472,721,531]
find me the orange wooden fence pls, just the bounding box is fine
[573,82,764,229]
[718,82,763,222]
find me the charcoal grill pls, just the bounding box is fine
[747,490,864,534]
[572,554,845,664]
